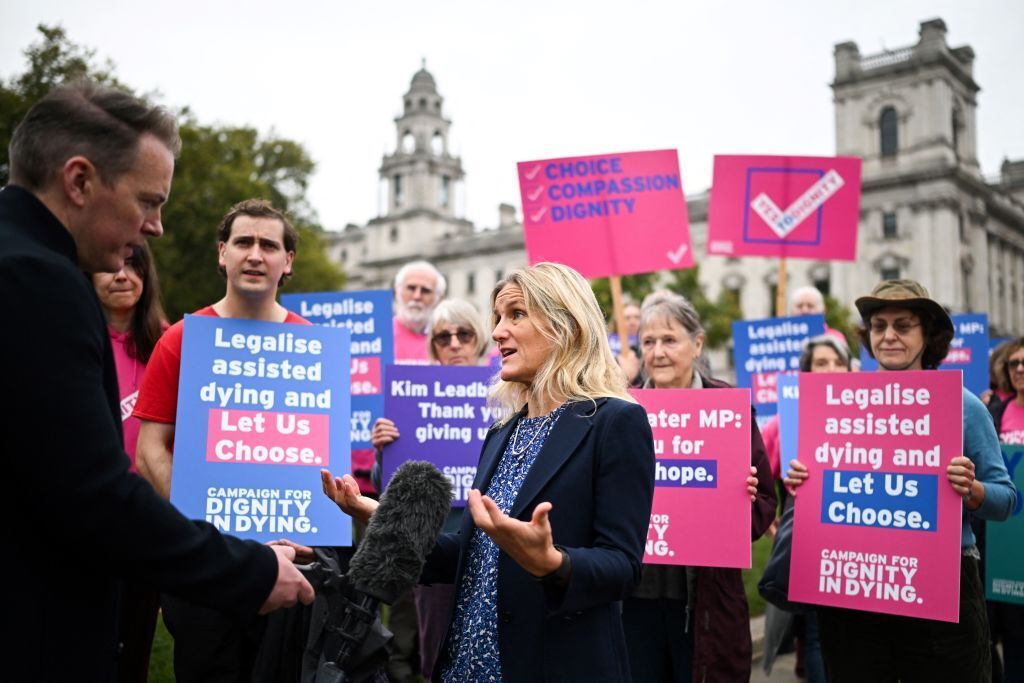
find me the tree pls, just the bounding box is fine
[588,266,742,349]
[662,267,743,349]
[0,25,344,320]
[824,294,859,357]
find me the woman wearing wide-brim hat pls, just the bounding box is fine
[786,279,1017,683]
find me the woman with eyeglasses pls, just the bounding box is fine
[324,262,655,682]
[368,298,491,681]
[786,280,1016,682]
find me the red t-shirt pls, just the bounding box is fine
[1000,399,1024,445]
[133,305,309,424]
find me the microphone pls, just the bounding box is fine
[308,460,452,683]
[349,459,453,603]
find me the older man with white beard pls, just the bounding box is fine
[392,260,446,363]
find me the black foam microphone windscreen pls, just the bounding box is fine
[347,460,453,604]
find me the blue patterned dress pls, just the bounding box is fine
[441,403,569,682]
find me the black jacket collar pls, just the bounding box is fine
[0,185,79,264]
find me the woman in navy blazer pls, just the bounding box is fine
[324,262,656,682]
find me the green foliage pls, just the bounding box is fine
[589,266,742,350]
[156,120,343,319]
[663,267,743,349]
[0,24,344,320]
[824,294,859,357]
[0,25,121,185]
[590,273,656,319]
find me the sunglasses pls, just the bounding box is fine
[869,320,920,336]
[1008,359,1024,370]
[432,329,475,347]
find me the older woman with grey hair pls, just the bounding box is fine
[623,290,776,683]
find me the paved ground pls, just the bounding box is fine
[751,651,802,683]
[750,614,803,683]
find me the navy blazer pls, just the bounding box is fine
[424,397,656,682]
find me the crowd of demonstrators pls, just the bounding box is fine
[324,262,656,682]
[786,280,1016,683]
[368,298,491,682]
[0,82,312,681]
[625,290,776,682]
[132,199,317,681]
[92,242,169,681]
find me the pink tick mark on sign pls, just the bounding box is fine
[526,185,545,202]
[529,207,547,223]
[524,164,543,181]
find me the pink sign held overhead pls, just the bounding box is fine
[632,388,752,568]
[707,155,862,261]
[517,150,693,278]
[790,371,964,622]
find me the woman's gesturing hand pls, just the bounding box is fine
[467,489,564,578]
[321,469,379,525]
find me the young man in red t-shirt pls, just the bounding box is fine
[134,198,310,680]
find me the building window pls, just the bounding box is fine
[495,268,504,283]
[882,212,897,239]
[419,98,427,109]
[466,272,476,295]
[813,278,831,297]
[958,213,967,243]
[881,266,900,281]
[393,174,403,207]
[401,131,414,154]
[389,225,399,243]
[880,107,898,158]
[768,284,778,314]
[440,175,451,208]
[431,132,444,156]
[341,249,347,261]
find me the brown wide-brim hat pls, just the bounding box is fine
[855,279,954,336]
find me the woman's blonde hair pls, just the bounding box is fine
[427,298,490,363]
[488,262,633,424]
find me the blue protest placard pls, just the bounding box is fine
[171,315,352,546]
[281,290,393,492]
[859,313,988,396]
[986,444,1024,604]
[732,314,824,417]
[777,373,800,476]
[382,364,497,507]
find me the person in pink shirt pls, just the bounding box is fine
[92,241,168,682]
[392,260,446,363]
[92,242,167,475]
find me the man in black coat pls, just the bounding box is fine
[0,81,314,680]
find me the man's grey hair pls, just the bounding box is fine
[9,80,180,190]
[393,260,447,298]
[791,285,825,313]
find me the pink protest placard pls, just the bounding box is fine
[631,388,752,568]
[706,155,862,261]
[790,371,964,622]
[517,150,693,279]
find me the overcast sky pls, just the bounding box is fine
[3,1,1022,231]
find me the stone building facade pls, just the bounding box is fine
[326,19,1024,335]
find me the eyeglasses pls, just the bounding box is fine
[432,329,475,347]
[869,320,921,336]
[1008,359,1024,370]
